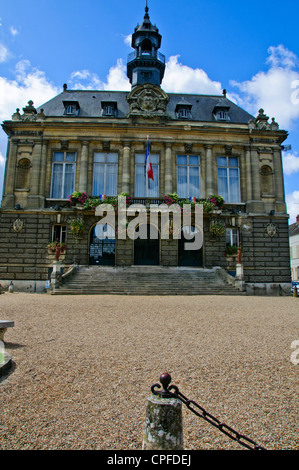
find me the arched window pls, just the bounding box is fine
[89,223,115,266]
[141,39,152,53]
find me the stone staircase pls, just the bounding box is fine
[51,266,246,296]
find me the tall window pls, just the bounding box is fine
[134,153,159,197]
[226,228,239,247]
[217,156,240,203]
[52,224,67,243]
[93,153,118,196]
[177,155,200,198]
[51,152,76,199]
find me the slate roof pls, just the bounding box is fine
[38,89,255,124]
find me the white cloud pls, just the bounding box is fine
[283,152,299,175]
[70,59,130,91]
[9,26,19,36]
[230,44,299,129]
[69,55,223,95]
[286,191,299,223]
[0,42,9,63]
[124,34,132,47]
[69,69,102,89]
[163,55,222,95]
[267,45,298,69]
[0,59,59,122]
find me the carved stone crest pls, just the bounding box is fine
[249,109,280,132]
[13,218,24,233]
[127,83,169,119]
[266,222,277,238]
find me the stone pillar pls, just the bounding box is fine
[2,138,18,208]
[142,373,184,451]
[39,140,48,202]
[248,148,264,213]
[273,148,286,213]
[30,141,42,195]
[164,144,173,194]
[79,141,89,193]
[50,261,62,290]
[205,144,214,198]
[121,142,131,194]
[244,146,252,201]
[28,140,43,208]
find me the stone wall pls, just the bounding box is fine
[0,210,291,295]
[241,216,291,294]
[0,211,51,291]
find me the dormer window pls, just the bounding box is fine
[178,108,191,119]
[175,98,192,120]
[215,110,230,121]
[213,99,230,122]
[63,101,80,116]
[101,102,117,117]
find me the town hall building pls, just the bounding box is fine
[0,5,291,295]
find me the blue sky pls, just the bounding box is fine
[0,0,298,221]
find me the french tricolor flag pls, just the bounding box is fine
[145,137,154,182]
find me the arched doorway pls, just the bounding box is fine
[178,225,203,267]
[89,223,115,266]
[134,224,159,265]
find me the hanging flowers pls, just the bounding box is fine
[69,217,85,242]
[68,191,89,205]
[208,195,225,209]
[210,223,226,237]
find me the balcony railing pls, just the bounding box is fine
[46,197,246,214]
[127,51,165,65]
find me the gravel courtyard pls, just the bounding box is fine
[0,293,298,450]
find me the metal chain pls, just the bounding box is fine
[151,374,267,451]
[169,385,267,450]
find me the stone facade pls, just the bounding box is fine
[0,6,292,295]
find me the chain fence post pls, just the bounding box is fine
[142,373,184,450]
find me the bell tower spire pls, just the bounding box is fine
[127,4,166,88]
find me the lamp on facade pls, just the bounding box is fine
[54,204,62,224]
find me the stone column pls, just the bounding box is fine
[248,148,264,213]
[39,140,48,201]
[121,142,131,194]
[205,144,214,198]
[30,141,42,195]
[164,144,173,194]
[273,148,286,213]
[79,141,89,193]
[28,140,43,208]
[2,138,18,208]
[244,146,253,201]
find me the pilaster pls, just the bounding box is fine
[121,142,131,194]
[205,144,214,198]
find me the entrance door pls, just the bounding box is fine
[89,223,115,266]
[134,224,159,265]
[178,226,203,267]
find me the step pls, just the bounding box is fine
[51,266,246,296]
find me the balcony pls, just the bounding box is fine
[127,51,165,65]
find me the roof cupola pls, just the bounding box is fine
[127,3,166,88]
